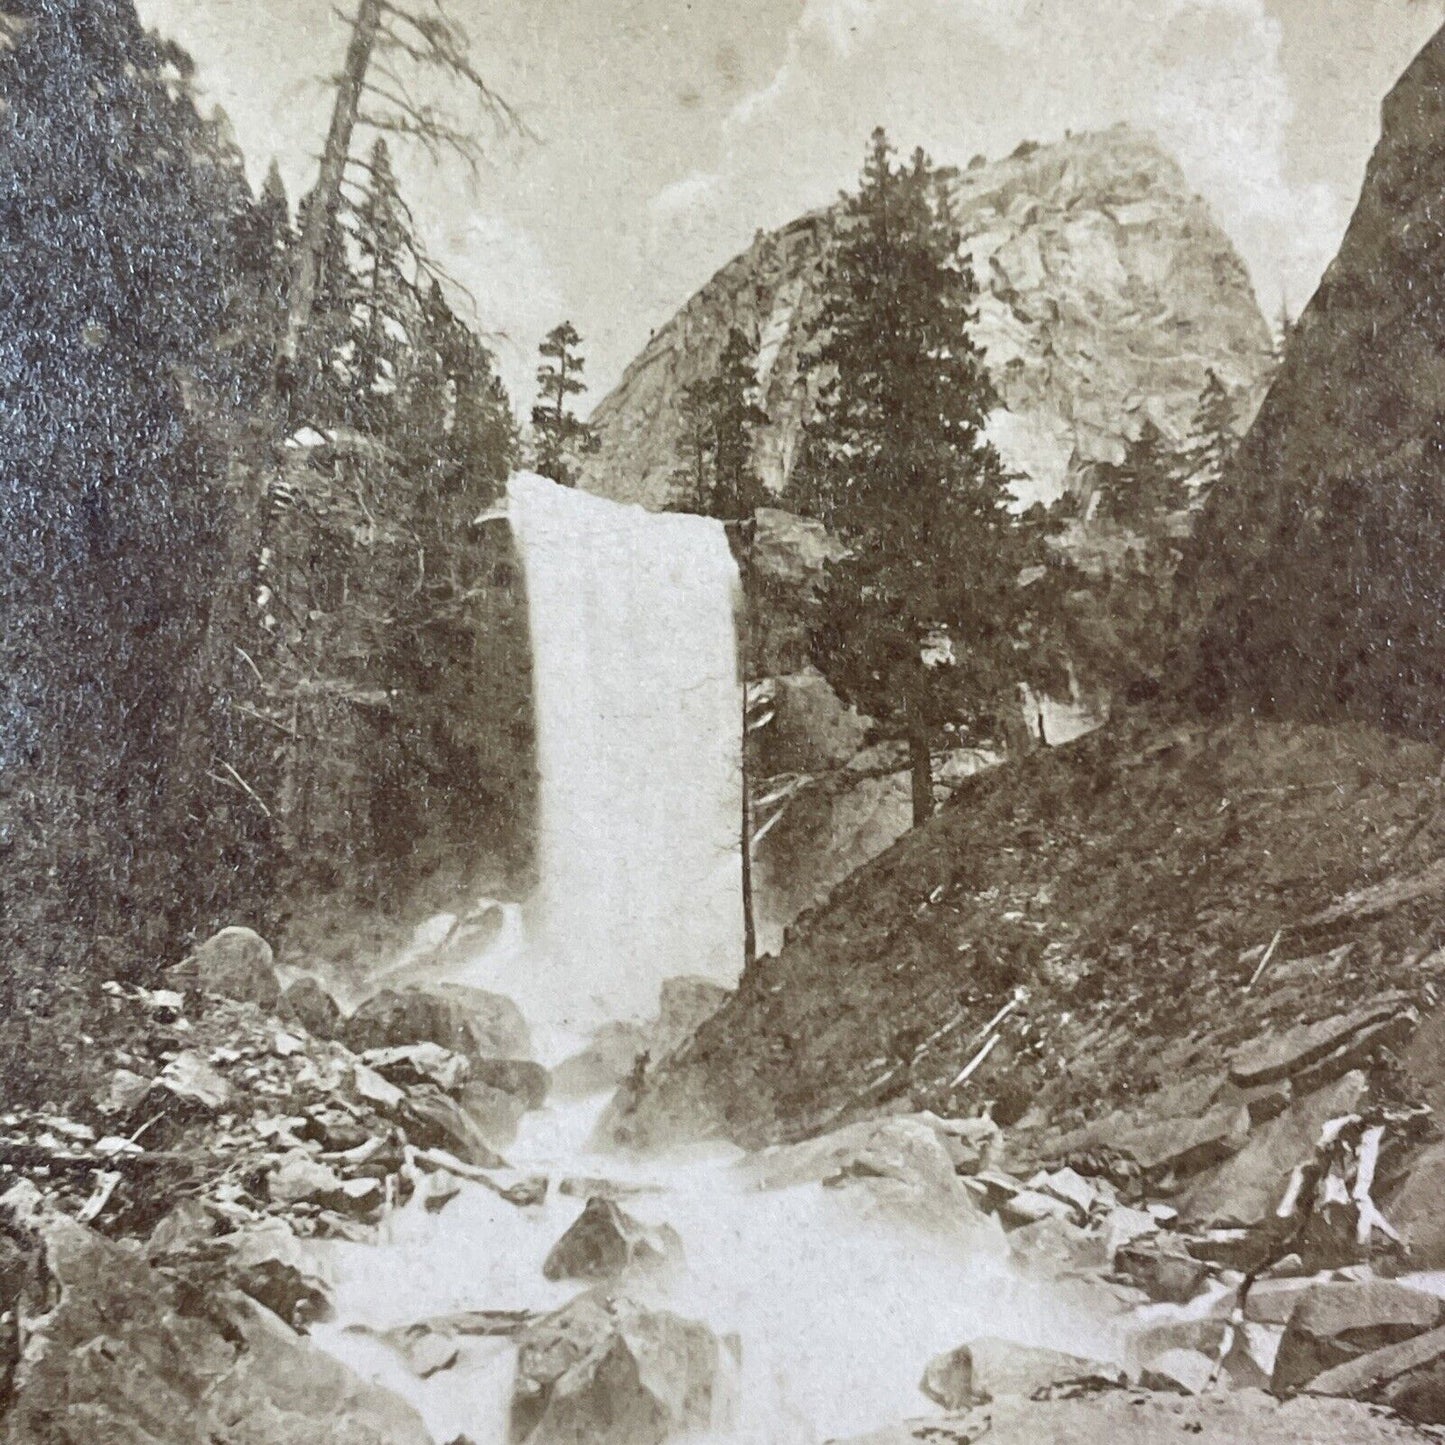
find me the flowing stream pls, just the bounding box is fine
[315,475,1122,1442]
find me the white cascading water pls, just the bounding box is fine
[315,470,1124,1443]
[491,471,744,1031]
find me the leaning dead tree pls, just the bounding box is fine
[278,0,526,380]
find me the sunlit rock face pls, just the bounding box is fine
[581,124,1273,513]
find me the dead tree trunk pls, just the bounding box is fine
[279,0,384,376]
[909,718,933,827]
[738,524,758,969]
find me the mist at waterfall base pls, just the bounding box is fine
[313,474,1121,1442]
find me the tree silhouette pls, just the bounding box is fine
[531,321,596,485]
[799,129,1039,825]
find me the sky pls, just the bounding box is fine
[136,0,1440,414]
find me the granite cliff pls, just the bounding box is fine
[1188,22,1445,737]
[582,124,1273,513]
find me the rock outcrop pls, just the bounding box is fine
[582,125,1271,514]
[1,1211,431,1445]
[1188,22,1445,735]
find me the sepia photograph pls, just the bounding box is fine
[4,0,1445,1441]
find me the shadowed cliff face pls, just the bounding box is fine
[1187,24,1445,736]
[581,124,1272,513]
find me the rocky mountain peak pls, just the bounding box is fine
[581,123,1273,512]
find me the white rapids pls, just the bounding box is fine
[315,1078,1125,1445]
[313,471,1123,1442]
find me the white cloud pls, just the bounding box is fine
[649,170,725,223]
[693,0,1346,322]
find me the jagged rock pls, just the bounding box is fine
[742,1117,1002,1239]
[269,1153,345,1207]
[1305,1321,1445,1424]
[224,1218,335,1327]
[751,667,870,776]
[145,1198,218,1260]
[542,1197,683,1283]
[1228,997,1417,1089]
[840,1391,1445,1444]
[345,984,530,1062]
[470,1058,550,1110]
[510,1291,727,1445]
[421,1169,463,1214]
[2,1212,431,1445]
[1140,1348,1215,1396]
[460,1081,527,1149]
[280,977,342,1041]
[1000,1189,1077,1227]
[352,1062,405,1112]
[1272,1281,1445,1395]
[1129,1317,1229,1370]
[655,977,732,1057]
[152,1051,233,1114]
[1386,1141,1445,1269]
[400,1085,507,1167]
[1183,1072,1369,1228]
[920,1113,1004,1175]
[93,1067,151,1117]
[553,1021,652,1097]
[1244,1276,1324,1327]
[360,1043,471,1092]
[1102,1207,1159,1254]
[1029,1166,1098,1221]
[920,1337,1122,1409]
[1007,1215,1111,1277]
[1050,1095,1250,1184]
[1114,1240,1210,1304]
[171,926,280,1010]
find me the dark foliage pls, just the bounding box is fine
[0,0,529,1043]
[796,129,1042,820]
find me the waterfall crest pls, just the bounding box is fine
[505,472,743,1030]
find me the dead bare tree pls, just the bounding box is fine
[278,0,526,382]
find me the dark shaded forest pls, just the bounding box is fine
[0,0,534,1060]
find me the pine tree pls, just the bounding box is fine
[798,129,1037,825]
[530,321,595,485]
[352,138,414,429]
[1094,419,1187,525]
[670,328,768,520]
[1181,369,1236,500]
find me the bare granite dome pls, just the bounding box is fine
[581,124,1273,512]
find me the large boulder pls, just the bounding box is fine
[1,1212,431,1445]
[1228,998,1417,1091]
[510,1291,729,1445]
[1390,1142,1445,1269]
[1305,1322,1445,1424]
[920,1337,1122,1409]
[655,977,732,1057]
[1273,1280,1445,1395]
[170,926,279,1010]
[740,1117,1003,1240]
[345,983,530,1061]
[542,1198,683,1284]
[471,1057,550,1110]
[1182,1072,1368,1228]
[400,1085,508,1167]
[553,1021,652,1098]
[279,977,342,1040]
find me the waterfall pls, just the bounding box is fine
[504,471,743,1031]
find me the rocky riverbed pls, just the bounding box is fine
[2,918,1445,1444]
